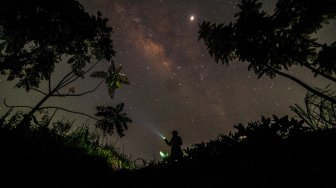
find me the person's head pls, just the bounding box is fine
[172,130,178,136]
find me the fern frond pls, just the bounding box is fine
[107,61,115,74]
[107,85,115,99]
[118,74,130,85]
[90,71,107,79]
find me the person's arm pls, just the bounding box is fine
[164,138,171,146]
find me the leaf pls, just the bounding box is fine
[115,103,124,113]
[119,74,130,85]
[90,71,107,79]
[107,61,115,74]
[94,104,132,137]
[67,57,76,64]
[0,41,7,51]
[107,85,115,98]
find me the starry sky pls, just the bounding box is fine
[0,0,335,160]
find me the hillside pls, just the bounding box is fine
[2,115,336,187]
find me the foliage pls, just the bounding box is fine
[199,0,336,76]
[0,0,114,91]
[198,0,336,103]
[291,86,336,129]
[95,103,132,137]
[50,119,73,136]
[3,112,336,187]
[0,0,132,137]
[0,1,132,185]
[233,115,307,142]
[315,42,336,75]
[91,60,130,99]
[111,115,336,188]
[65,124,135,169]
[185,115,307,160]
[0,113,135,185]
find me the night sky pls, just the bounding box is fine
[0,0,335,160]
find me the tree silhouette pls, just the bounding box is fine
[233,115,307,144]
[291,87,336,129]
[95,103,132,137]
[0,0,131,136]
[184,115,309,164]
[0,0,114,90]
[91,60,130,99]
[198,0,336,104]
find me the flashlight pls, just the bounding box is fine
[159,134,165,140]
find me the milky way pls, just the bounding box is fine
[1,0,335,160]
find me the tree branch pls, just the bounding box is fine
[31,88,48,95]
[60,73,78,88]
[54,71,76,91]
[39,106,99,120]
[46,109,58,126]
[0,106,14,120]
[4,98,99,121]
[48,77,51,93]
[302,63,336,82]
[58,61,100,90]
[4,98,34,109]
[307,39,325,48]
[51,80,104,97]
[269,66,336,104]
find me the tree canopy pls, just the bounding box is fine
[0,0,131,137]
[0,0,114,91]
[199,0,336,104]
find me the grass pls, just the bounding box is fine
[0,114,134,187]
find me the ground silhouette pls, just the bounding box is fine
[111,116,336,188]
[1,115,336,187]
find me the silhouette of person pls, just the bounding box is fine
[164,130,183,162]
